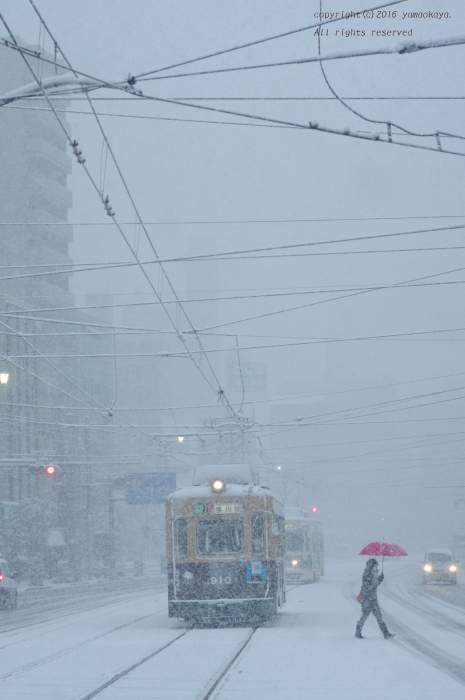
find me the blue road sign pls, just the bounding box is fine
[123,473,176,505]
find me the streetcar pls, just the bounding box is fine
[284,507,324,585]
[166,464,286,624]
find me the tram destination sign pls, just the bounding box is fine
[207,502,244,515]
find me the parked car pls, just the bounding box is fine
[0,558,18,609]
[422,548,458,585]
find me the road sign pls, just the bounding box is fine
[123,473,176,505]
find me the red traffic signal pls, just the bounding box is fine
[312,507,318,513]
[45,465,56,476]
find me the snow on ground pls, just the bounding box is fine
[0,560,463,699]
[213,560,465,700]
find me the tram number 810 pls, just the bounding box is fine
[211,576,232,584]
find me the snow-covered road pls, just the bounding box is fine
[0,561,463,700]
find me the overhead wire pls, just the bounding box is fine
[6,324,465,359]
[3,30,465,157]
[2,213,465,225]
[24,3,240,417]
[2,275,465,323]
[1,221,465,287]
[187,262,465,333]
[317,0,459,145]
[2,0,406,98]
[11,5,239,422]
[133,0,407,79]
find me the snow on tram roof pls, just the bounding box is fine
[168,483,278,501]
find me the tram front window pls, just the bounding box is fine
[285,531,304,553]
[197,520,244,554]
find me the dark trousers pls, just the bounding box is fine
[356,601,388,634]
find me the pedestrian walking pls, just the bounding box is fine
[355,558,394,639]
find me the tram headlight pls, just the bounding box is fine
[211,479,225,493]
[291,559,298,567]
[450,565,457,572]
[423,564,432,572]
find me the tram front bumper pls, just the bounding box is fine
[169,597,275,621]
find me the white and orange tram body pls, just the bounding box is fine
[285,507,324,585]
[166,465,286,623]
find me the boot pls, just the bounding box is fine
[355,624,364,639]
[380,622,394,639]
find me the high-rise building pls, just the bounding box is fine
[0,40,115,580]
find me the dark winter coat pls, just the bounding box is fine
[361,569,384,607]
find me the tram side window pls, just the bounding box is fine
[285,531,304,553]
[251,516,264,555]
[320,534,324,552]
[175,519,188,558]
[197,520,244,554]
[312,534,318,553]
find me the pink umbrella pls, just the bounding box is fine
[359,541,408,570]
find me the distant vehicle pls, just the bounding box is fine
[0,558,18,609]
[422,548,458,585]
[284,507,324,585]
[166,464,286,625]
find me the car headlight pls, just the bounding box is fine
[424,564,432,572]
[291,559,298,567]
[449,565,457,572]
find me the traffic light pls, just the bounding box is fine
[312,507,318,513]
[29,464,59,476]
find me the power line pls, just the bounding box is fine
[2,214,465,226]
[4,36,465,158]
[135,36,465,144]
[1,222,464,286]
[15,6,239,423]
[2,277,465,321]
[128,91,465,158]
[266,384,465,428]
[9,95,465,100]
[0,319,154,443]
[12,326,465,359]
[317,0,456,145]
[133,0,407,79]
[8,103,465,138]
[2,0,405,98]
[190,263,465,333]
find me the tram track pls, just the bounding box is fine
[78,630,189,700]
[71,623,258,700]
[200,627,257,700]
[0,580,166,639]
[0,598,169,681]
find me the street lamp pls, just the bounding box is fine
[0,373,9,385]
[277,465,282,470]
[177,436,184,443]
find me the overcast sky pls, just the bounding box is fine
[2,0,465,552]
